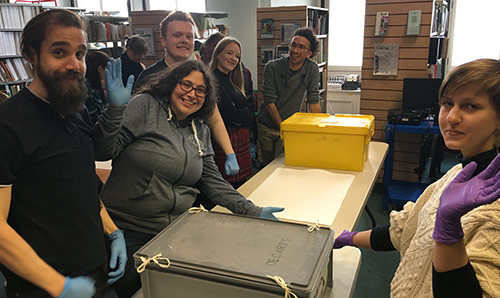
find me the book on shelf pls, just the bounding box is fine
[1,83,24,96]
[87,21,129,42]
[0,31,21,56]
[308,9,328,35]
[0,58,32,82]
[0,5,41,29]
[260,45,274,65]
[260,18,274,39]
[315,39,325,64]
[431,0,449,36]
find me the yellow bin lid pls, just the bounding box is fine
[280,113,375,137]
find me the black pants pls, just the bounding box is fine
[5,265,107,298]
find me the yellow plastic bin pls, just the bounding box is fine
[280,113,375,171]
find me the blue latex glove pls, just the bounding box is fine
[259,207,284,220]
[107,229,127,285]
[333,230,358,249]
[58,276,95,298]
[224,153,240,175]
[433,154,500,243]
[105,58,134,106]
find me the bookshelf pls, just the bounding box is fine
[256,5,329,111]
[0,3,41,95]
[428,0,449,78]
[130,10,228,68]
[85,14,132,57]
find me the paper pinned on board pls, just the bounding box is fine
[247,167,355,225]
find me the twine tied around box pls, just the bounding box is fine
[307,220,320,232]
[266,275,298,298]
[188,206,209,214]
[136,253,171,273]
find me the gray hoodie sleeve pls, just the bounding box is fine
[196,125,262,217]
[306,61,320,104]
[92,94,150,161]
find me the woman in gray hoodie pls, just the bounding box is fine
[93,59,283,297]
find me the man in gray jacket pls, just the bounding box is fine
[257,27,322,166]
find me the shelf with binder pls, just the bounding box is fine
[430,0,449,37]
[85,15,131,44]
[0,3,41,29]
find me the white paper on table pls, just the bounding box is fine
[247,167,355,226]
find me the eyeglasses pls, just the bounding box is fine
[178,80,207,97]
[289,42,309,51]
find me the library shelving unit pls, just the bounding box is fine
[130,10,228,68]
[428,0,449,78]
[85,14,131,58]
[0,3,41,95]
[256,5,329,111]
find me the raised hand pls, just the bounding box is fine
[433,154,500,243]
[105,58,134,106]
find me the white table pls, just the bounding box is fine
[133,141,388,298]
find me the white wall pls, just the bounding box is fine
[206,0,258,87]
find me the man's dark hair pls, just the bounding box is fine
[21,9,86,61]
[160,11,196,38]
[199,32,225,61]
[293,27,319,58]
[137,60,216,120]
[125,34,148,55]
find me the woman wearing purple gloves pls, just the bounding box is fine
[334,59,500,298]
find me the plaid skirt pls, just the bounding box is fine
[213,126,253,184]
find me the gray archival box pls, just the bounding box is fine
[134,211,335,297]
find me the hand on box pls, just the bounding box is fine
[333,230,358,249]
[259,207,284,220]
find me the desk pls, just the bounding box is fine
[383,122,441,209]
[133,141,388,298]
[215,141,388,297]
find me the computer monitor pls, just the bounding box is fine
[402,78,443,113]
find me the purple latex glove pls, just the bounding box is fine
[433,154,500,244]
[333,230,358,249]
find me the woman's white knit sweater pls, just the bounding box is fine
[389,164,500,298]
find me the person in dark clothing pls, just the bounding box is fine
[209,37,255,188]
[133,11,240,177]
[0,9,127,298]
[93,59,283,298]
[120,35,147,88]
[85,50,110,124]
[333,59,500,298]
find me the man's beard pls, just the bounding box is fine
[37,65,87,117]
